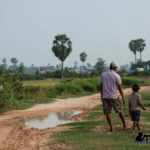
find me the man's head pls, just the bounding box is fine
[110,62,118,71]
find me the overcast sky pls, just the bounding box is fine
[0,0,150,67]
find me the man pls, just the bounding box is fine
[100,62,129,132]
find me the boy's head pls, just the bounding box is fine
[132,84,140,92]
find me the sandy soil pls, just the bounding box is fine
[0,86,150,150]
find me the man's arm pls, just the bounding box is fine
[118,84,126,105]
[100,83,103,103]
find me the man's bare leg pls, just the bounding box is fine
[106,113,114,132]
[119,112,129,130]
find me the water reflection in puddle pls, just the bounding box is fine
[12,111,82,129]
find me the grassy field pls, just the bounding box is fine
[51,91,150,150]
[22,77,150,87]
[1,76,149,113]
[23,78,60,87]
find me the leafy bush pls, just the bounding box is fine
[65,83,83,94]
[24,86,40,93]
[80,82,96,92]
[55,84,66,95]
[0,68,24,108]
[122,77,143,86]
[45,87,58,98]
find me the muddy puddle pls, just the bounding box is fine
[10,111,83,129]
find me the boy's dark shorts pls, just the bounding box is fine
[131,110,140,122]
[102,98,122,115]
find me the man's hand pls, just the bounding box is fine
[118,84,126,106]
[122,98,126,106]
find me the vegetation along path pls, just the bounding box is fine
[0,86,150,150]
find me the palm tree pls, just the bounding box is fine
[10,57,18,66]
[129,40,137,63]
[52,34,72,79]
[80,52,87,67]
[136,39,146,61]
[129,39,146,63]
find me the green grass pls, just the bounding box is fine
[55,91,96,99]
[0,98,54,113]
[15,98,54,110]
[23,78,60,87]
[51,91,150,150]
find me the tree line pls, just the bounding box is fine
[1,35,149,80]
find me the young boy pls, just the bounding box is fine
[129,84,146,134]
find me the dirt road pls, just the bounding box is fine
[0,86,150,150]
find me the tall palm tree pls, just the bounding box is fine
[136,39,146,61]
[80,52,87,69]
[52,34,72,79]
[129,40,137,63]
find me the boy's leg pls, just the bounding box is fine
[106,113,114,132]
[137,122,141,131]
[131,121,137,134]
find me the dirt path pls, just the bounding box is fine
[0,86,150,150]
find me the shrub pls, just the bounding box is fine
[65,83,83,94]
[55,84,67,95]
[0,68,24,108]
[45,87,58,98]
[122,77,143,86]
[24,86,40,93]
[80,82,96,92]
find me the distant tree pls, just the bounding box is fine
[95,58,105,72]
[9,57,18,72]
[52,34,72,79]
[129,39,146,63]
[136,39,146,61]
[31,64,34,68]
[129,40,137,63]
[87,63,91,67]
[10,57,18,66]
[80,52,87,67]
[1,58,7,70]
[119,64,130,72]
[74,61,78,71]
[56,64,61,70]
[17,63,24,74]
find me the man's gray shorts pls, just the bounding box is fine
[102,98,123,115]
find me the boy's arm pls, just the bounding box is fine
[139,101,146,110]
[138,95,146,110]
